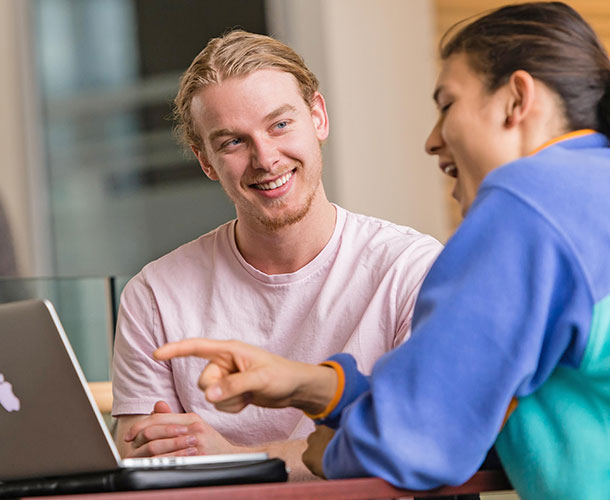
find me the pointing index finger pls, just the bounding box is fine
[153,338,224,361]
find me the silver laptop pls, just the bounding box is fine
[0,299,271,483]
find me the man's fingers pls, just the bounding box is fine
[126,413,196,441]
[148,447,199,458]
[128,435,198,458]
[130,423,189,448]
[152,400,172,414]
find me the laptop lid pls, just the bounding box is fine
[0,299,122,480]
[0,299,272,485]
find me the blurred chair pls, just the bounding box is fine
[88,381,113,414]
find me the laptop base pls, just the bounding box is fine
[0,458,287,498]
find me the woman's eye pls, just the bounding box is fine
[275,121,288,130]
[441,102,452,113]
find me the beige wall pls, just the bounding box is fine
[267,0,450,242]
[5,0,610,273]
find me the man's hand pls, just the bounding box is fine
[302,425,335,478]
[123,400,242,457]
[154,339,337,415]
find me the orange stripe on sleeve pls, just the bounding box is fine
[501,397,519,429]
[303,361,345,420]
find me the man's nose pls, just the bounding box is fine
[251,136,280,170]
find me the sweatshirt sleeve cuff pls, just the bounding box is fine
[312,353,370,429]
[302,361,345,420]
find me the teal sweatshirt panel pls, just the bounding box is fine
[496,294,610,499]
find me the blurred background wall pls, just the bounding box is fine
[2,0,608,280]
[0,0,446,280]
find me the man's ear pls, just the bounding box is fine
[191,146,219,181]
[310,92,330,142]
[504,70,536,128]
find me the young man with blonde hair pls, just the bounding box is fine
[111,30,441,479]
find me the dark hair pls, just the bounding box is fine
[440,2,610,138]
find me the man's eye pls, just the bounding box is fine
[222,138,243,148]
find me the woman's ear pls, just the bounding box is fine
[504,70,536,128]
[192,146,219,181]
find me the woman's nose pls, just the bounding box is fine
[425,121,443,155]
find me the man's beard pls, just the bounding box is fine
[254,188,317,231]
[223,158,322,232]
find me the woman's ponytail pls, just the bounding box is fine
[596,74,610,139]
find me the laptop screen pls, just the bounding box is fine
[0,299,128,480]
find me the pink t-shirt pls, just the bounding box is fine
[112,205,441,445]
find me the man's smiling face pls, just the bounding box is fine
[191,69,329,231]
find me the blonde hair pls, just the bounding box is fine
[173,30,319,153]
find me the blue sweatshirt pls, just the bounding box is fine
[316,131,610,500]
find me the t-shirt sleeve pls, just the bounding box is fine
[321,188,593,489]
[393,235,443,348]
[111,273,184,416]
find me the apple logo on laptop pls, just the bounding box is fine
[0,372,21,412]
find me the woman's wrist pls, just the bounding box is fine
[291,363,338,416]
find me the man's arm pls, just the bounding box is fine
[115,399,320,479]
[116,401,241,458]
[115,414,148,458]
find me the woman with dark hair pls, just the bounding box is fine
[153,3,610,498]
